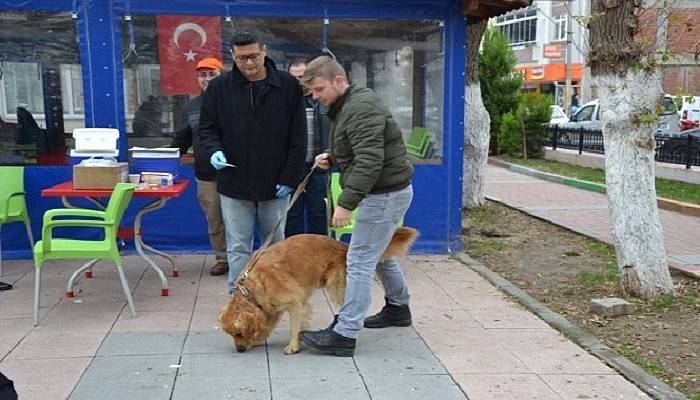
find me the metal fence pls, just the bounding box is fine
[546,126,700,169]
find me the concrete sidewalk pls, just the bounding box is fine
[484,162,700,278]
[0,252,651,399]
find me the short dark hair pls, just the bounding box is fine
[230,29,263,48]
[288,58,307,71]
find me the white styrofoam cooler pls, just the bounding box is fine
[72,128,120,151]
[70,128,120,165]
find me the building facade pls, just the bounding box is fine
[493,0,590,111]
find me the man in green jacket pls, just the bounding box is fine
[300,56,414,357]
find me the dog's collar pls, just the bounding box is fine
[237,281,263,311]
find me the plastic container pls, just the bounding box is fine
[70,149,120,165]
[129,147,180,182]
[72,128,120,151]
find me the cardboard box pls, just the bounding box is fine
[73,162,129,189]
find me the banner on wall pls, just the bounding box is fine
[156,16,222,95]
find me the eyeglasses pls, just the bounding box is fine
[233,53,262,63]
[196,70,220,78]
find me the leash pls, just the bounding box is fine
[235,165,320,288]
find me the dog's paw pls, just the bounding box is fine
[283,343,300,355]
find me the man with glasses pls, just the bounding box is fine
[199,29,306,294]
[171,57,229,276]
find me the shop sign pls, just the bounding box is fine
[544,44,562,58]
[531,65,544,80]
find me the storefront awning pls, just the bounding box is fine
[515,63,583,83]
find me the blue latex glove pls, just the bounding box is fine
[275,184,293,198]
[210,151,227,170]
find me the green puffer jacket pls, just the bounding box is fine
[327,85,414,210]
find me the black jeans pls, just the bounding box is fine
[285,163,328,237]
[0,371,18,400]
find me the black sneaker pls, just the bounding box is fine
[0,281,12,291]
[364,297,412,328]
[300,329,356,357]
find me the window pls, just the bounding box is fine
[496,6,538,46]
[0,11,83,166]
[1,62,44,118]
[120,16,444,160]
[574,105,594,122]
[59,64,84,117]
[554,14,567,42]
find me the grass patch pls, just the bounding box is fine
[562,288,575,296]
[617,345,664,376]
[465,239,507,256]
[576,261,619,288]
[497,156,700,205]
[651,294,675,311]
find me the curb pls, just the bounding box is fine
[452,252,687,400]
[488,158,700,217]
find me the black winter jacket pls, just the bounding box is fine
[170,96,217,181]
[198,58,307,201]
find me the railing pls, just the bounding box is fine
[546,126,700,169]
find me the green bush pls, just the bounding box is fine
[479,27,522,154]
[498,93,552,158]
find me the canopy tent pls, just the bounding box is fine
[0,0,467,258]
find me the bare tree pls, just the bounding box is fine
[463,17,491,209]
[589,0,674,298]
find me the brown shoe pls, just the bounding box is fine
[210,261,229,276]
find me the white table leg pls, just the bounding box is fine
[133,198,173,296]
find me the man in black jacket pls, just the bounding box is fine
[171,57,228,276]
[285,58,330,237]
[199,30,306,294]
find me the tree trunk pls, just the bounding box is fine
[589,0,675,298]
[521,123,527,160]
[463,17,490,209]
[596,70,675,298]
[463,83,491,209]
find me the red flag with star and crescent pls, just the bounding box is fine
[156,16,222,96]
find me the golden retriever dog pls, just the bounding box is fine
[219,227,418,355]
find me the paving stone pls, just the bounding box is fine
[97,331,186,356]
[364,373,468,400]
[590,297,635,317]
[171,353,270,400]
[452,373,561,400]
[69,355,179,400]
[182,330,240,354]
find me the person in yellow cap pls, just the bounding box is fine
[171,57,229,276]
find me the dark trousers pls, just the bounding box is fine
[285,163,328,237]
[0,371,18,400]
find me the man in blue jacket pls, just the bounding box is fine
[199,30,306,294]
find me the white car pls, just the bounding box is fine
[549,105,568,126]
[558,100,601,130]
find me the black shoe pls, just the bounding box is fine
[364,297,412,328]
[0,281,12,291]
[300,328,356,357]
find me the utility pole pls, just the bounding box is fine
[564,0,573,116]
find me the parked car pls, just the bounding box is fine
[558,99,601,131]
[656,97,681,136]
[679,96,700,123]
[549,105,568,126]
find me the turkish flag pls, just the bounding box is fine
[156,16,222,96]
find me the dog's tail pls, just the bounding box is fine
[382,227,418,258]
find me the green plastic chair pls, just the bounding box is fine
[326,172,403,241]
[0,167,34,277]
[406,127,432,159]
[32,182,136,326]
[327,172,357,241]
